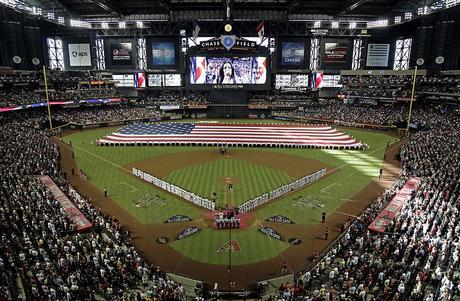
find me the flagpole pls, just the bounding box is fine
[406,66,417,134]
[43,65,53,130]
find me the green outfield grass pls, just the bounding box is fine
[170,228,289,265]
[63,120,396,265]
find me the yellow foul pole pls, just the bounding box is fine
[406,66,418,133]
[43,65,53,130]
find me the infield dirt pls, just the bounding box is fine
[124,148,327,178]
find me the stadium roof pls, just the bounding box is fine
[24,0,441,21]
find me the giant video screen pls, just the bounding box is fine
[189,56,268,85]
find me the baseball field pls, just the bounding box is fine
[58,119,401,289]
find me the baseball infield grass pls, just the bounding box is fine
[166,158,294,207]
[63,120,395,265]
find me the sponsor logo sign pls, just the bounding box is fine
[258,226,283,241]
[68,44,91,67]
[176,227,201,240]
[164,215,193,223]
[220,35,236,50]
[324,42,348,63]
[281,42,305,66]
[266,215,295,224]
[199,37,256,52]
[110,42,133,65]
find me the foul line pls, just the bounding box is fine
[325,140,402,176]
[257,220,295,274]
[62,142,131,173]
[334,210,359,218]
[321,183,342,193]
[341,198,361,203]
[173,255,186,274]
[117,182,138,192]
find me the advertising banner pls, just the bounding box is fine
[164,215,193,223]
[68,43,91,67]
[281,42,305,66]
[366,44,390,67]
[368,177,421,232]
[110,42,133,65]
[324,43,348,63]
[40,176,92,232]
[266,215,295,224]
[176,227,201,240]
[148,74,163,87]
[258,226,283,241]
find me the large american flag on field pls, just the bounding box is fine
[97,123,364,148]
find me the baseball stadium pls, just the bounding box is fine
[0,1,459,300]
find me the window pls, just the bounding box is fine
[352,39,363,70]
[310,38,320,70]
[47,37,64,70]
[95,38,105,70]
[137,37,147,70]
[393,38,412,70]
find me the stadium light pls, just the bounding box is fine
[313,21,321,28]
[404,12,413,20]
[394,16,402,24]
[101,22,109,29]
[58,16,65,24]
[331,21,339,28]
[349,22,356,29]
[32,6,42,15]
[136,21,143,28]
[119,21,126,28]
[417,6,429,15]
[367,19,388,28]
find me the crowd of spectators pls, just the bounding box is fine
[139,91,209,107]
[275,105,460,300]
[0,87,119,108]
[0,110,186,300]
[1,83,460,300]
[0,71,105,84]
[52,105,163,125]
[0,71,117,107]
[272,99,458,128]
[339,74,460,100]
[0,88,44,107]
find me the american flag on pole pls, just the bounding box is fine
[98,123,364,148]
[256,20,265,39]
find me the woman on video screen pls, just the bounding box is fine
[215,61,237,84]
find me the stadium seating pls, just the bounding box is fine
[0,74,459,300]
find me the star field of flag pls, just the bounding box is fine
[98,123,364,148]
[118,123,195,135]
